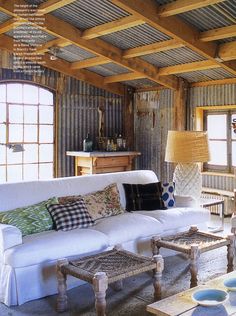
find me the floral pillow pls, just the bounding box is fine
[83,183,124,221]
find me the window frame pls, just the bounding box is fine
[0,81,56,182]
[203,109,236,173]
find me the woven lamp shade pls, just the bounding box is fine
[165,131,210,163]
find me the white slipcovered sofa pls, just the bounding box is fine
[0,170,210,306]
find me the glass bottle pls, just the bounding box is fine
[117,134,123,151]
[83,133,93,152]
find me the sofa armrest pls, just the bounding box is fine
[0,224,22,257]
[175,195,198,208]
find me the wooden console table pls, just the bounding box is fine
[66,151,141,176]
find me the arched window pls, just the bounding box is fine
[0,82,54,182]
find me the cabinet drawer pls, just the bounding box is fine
[94,156,129,168]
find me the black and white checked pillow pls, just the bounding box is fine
[47,200,94,231]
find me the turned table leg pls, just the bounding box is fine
[189,244,200,288]
[153,254,164,300]
[56,258,69,312]
[93,272,108,316]
[227,234,235,272]
[151,236,161,256]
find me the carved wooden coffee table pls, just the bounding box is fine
[56,247,164,316]
[151,226,234,289]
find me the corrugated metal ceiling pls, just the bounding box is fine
[6,24,56,45]
[141,47,206,68]
[101,24,170,50]
[177,68,235,82]
[52,0,129,30]
[179,0,236,32]
[56,45,95,63]
[0,12,11,23]
[87,63,129,77]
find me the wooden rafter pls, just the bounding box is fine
[104,72,144,83]
[191,77,236,87]
[38,0,77,14]
[158,60,220,75]
[200,24,236,42]
[0,0,179,90]
[82,16,145,40]
[158,0,226,18]
[104,56,236,83]
[218,41,236,61]
[71,57,110,70]
[110,0,236,76]
[123,39,184,58]
[0,17,23,34]
[0,34,124,95]
[34,39,70,54]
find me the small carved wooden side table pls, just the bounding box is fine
[56,247,164,316]
[151,226,235,289]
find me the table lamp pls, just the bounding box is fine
[165,130,210,201]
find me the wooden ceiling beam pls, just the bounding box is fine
[218,41,236,61]
[70,57,110,70]
[34,39,70,54]
[110,0,236,76]
[104,72,144,83]
[0,34,124,95]
[123,39,184,58]
[82,16,145,40]
[111,0,217,59]
[0,0,178,90]
[38,0,77,14]
[159,60,220,75]
[191,77,236,87]
[200,24,236,42]
[0,17,24,34]
[158,0,226,18]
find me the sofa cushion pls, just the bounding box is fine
[123,182,166,211]
[59,183,124,221]
[136,207,210,232]
[161,182,175,208]
[83,183,124,220]
[47,200,94,231]
[0,197,58,236]
[4,229,109,268]
[91,213,163,246]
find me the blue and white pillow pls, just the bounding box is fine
[161,182,175,208]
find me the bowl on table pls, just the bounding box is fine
[224,278,236,291]
[192,288,228,306]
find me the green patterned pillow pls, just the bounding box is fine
[0,197,58,236]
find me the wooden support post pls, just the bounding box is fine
[56,258,69,312]
[227,234,235,273]
[123,86,135,152]
[173,78,188,131]
[153,254,164,300]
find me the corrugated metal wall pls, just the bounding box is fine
[57,78,123,177]
[134,89,175,182]
[0,51,124,178]
[188,84,236,191]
